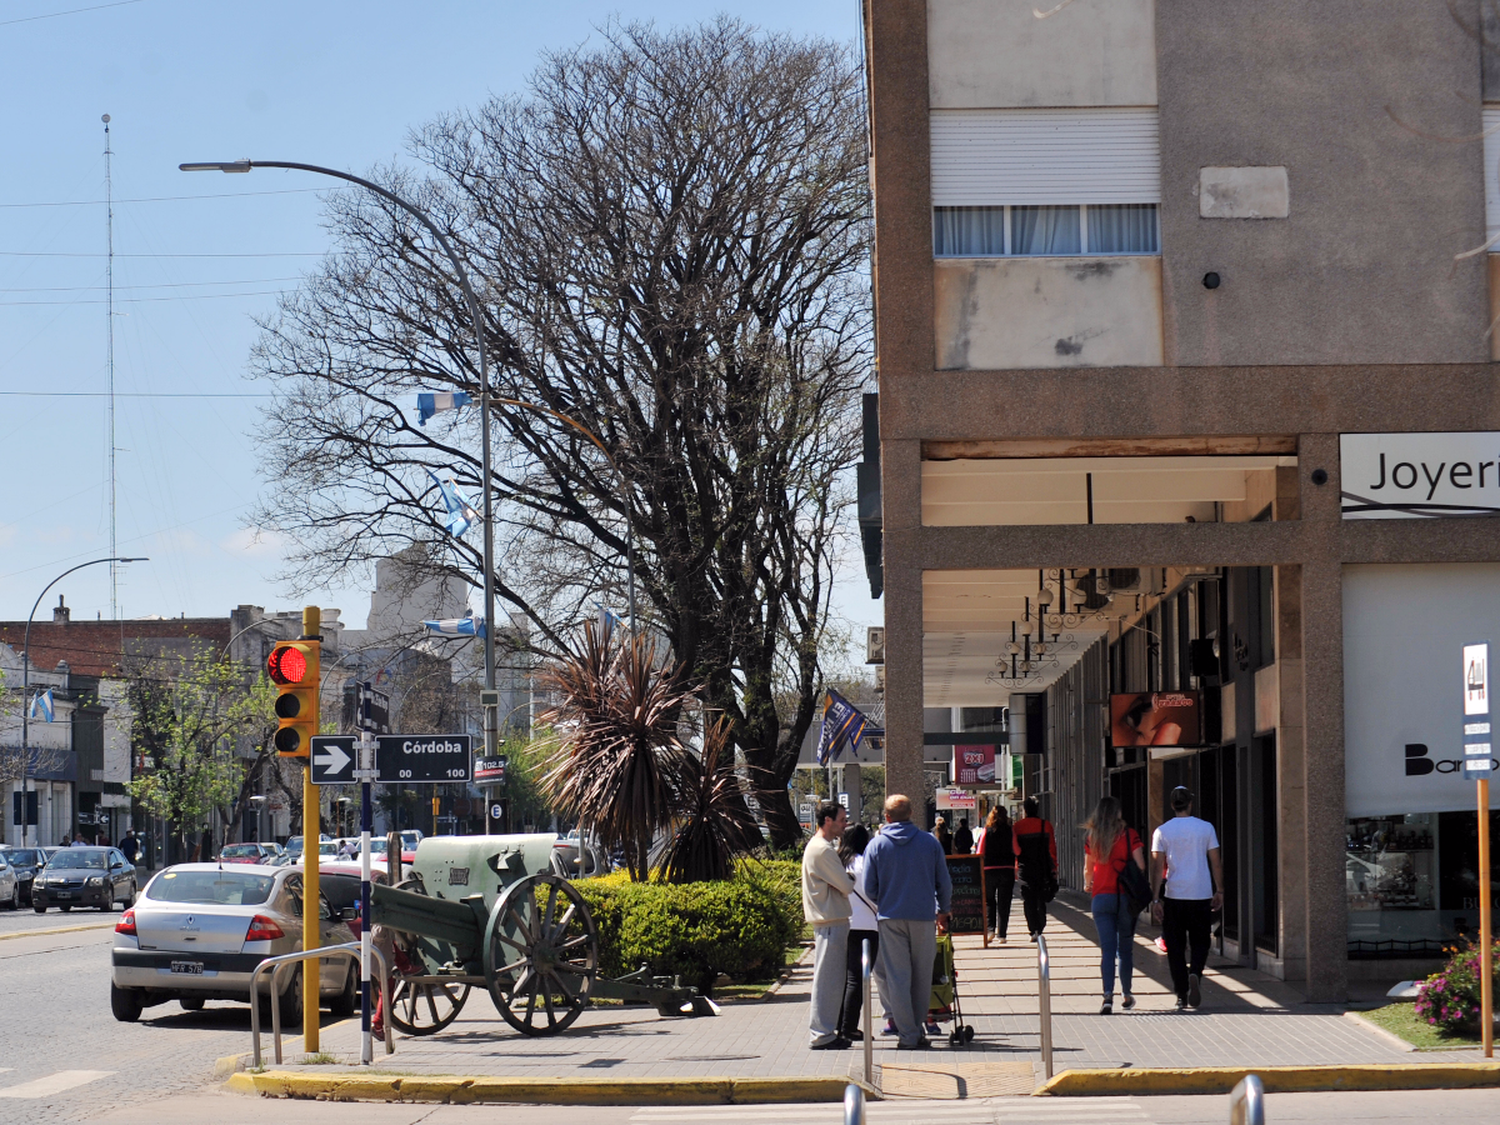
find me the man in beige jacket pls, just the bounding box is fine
[802,801,855,1049]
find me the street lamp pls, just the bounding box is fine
[247,794,268,844]
[20,556,147,846]
[181,157,502,765]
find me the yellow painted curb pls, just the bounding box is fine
[0,921,116,941]
[1035,1062,1500,1097]
[222,1071,876,1105]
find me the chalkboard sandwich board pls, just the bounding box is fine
[945,854,988,948]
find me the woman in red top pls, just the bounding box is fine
[1082,795,1147,1015]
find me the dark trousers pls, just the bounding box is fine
[985,867,1016,937]
[1161,897,1213,999]
[838,929,879,1036]
[1021,882,1049,936]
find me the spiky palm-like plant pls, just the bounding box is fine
[539,623,693,882]
[658,717,762,884]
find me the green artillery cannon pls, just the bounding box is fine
[371,834,717,1037]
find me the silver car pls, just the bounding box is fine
[0,852,19,909]
[110,863,359,1023]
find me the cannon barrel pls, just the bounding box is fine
[372,881,486,955]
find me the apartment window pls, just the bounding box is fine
[931,107,1161,259]
[934,203,1158,257]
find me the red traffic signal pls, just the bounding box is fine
[269,640,320,757]
[267,644,311,685]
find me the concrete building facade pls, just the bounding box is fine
[865,0,1500,999]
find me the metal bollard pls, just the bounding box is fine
[1229,1074,1265,1125]
[844,1081,866,1125]
[861,936,874,1089]
[1037,933,1053,1079]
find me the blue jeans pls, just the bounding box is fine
[1090,893,1137,997]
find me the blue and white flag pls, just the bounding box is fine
[814,688,875,765]
[426,469,481,538]
[423,616,486,639]
[30,689,55,723]
[417,391,472,426]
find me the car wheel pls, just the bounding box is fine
[33,903,46,914]
[7,883,17,910]
[328,962,358,1018]
[179,996,205,1012]
[277,965,304,1027]
[111,982,144,1023]
[59,904,71,912]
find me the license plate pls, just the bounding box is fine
[55,891,74,899]
[170,961,204,975]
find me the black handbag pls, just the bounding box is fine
[1116,830,1152,916]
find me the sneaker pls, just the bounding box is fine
[1175,995,1189,1011]
[1155,936,1168,954]
[924,1020,942,1035]
[1187,973,1202,1008]
[881,1019,899,1036]
[1099,997,1113,1015]
[843,1028,864,1042]
[1121,993,1135,1010]
[811,1037,851,1051]
[896,1037,932,1050]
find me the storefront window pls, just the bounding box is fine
[1346,814,1439,956]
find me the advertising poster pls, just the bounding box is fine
[1110,692,1201,748]
[953,744,997,787]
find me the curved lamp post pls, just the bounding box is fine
[181,158,503,761]
[20,556,147,846]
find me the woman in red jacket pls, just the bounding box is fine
[979,806,1017,943]
[1082,795,1147,1015]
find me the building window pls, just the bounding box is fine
[933,203,1158,258]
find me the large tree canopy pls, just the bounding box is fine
[252,18,871,845]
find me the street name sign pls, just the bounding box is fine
[1463,642,1493,778]
[311,734,472,784]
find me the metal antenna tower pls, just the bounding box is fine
[104,113,118,618]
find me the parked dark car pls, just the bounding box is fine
[33,847,138,912]
[0,847,47,905]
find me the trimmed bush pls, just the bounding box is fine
[573,860,803,995]
[1414,938,1500,1034]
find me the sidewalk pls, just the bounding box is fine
[226,893,1487,1096]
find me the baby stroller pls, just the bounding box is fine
[927,932,975,1046]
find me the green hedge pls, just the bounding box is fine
[573,860,803,996]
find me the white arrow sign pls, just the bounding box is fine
[314,742,351,777]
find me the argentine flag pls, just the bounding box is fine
[30,689,55,723]
[424,617,486,639]
[417,391,472,426]
[426,469,481,538]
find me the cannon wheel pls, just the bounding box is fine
[387,878,471,1036]
[483,872,598,1036]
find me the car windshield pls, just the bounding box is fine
[2,849,40,866]
[46,850,107,870]
[147,870,276,905]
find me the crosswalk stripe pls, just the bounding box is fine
[0,1070,116,1098]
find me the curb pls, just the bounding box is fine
[1034,1062,1500,1096]
[0,921,117,942]
[224,1072,879,1105]
[1342,1009,1415,1053]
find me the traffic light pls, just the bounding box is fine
[268,639,320,757]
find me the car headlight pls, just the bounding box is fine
[86,876,105,886]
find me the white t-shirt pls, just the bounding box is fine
[847,854,878,931]
[1150,815,1220,900]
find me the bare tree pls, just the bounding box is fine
[251,18,870,845]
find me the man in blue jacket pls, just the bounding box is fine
[865,794,951,1049]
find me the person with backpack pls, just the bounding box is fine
[1082,795,1148,1015]
[1013,797,1057,940]
[979,806,1018,943]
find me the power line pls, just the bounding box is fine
[0,391,272,398]
[0,187,327,208]
[0,251,322,258]
[0,277,303,293]
[0,288,288,306]
[0,0,144,29]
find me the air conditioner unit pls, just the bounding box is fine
[866,626,886,665]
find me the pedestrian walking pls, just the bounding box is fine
[979,805,1017,943]
[1083,795,1147,1014]
[865,794,952,1050]
[1013,797,1057,940]
[932,815,953,855]
[802,800,855,1050]
[118,829,141,866]
[836,824,893,1040]
[953,817,974,855]
[1150,786,1224,1010]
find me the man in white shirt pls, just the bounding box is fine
[802,801,855,1049]
[1150,786,1223,1011]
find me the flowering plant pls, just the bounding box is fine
[1413,938,1500,1034]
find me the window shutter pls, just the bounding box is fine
[930,108,1161,207]
[1484,107,1500,238]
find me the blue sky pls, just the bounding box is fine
[0,0,878,654]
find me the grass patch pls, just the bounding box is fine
[1356,1003,1487,1050]
[301,1052,340,1065]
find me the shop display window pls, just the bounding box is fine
[1346,813,1441,956]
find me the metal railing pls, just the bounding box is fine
[250,942,393,1067]
[844,1081,866,1125]
[1229,1074,1265,1125]
[1037,933,1053,1079]
[860,936,874,1088]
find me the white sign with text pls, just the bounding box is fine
[1341,432,1500,518]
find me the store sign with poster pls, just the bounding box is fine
[936,788,976,811]
[953,744,997,787]
[1110,692,1202,748]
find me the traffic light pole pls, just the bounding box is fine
[302,605,322,1054]
[356,681,377,1066]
